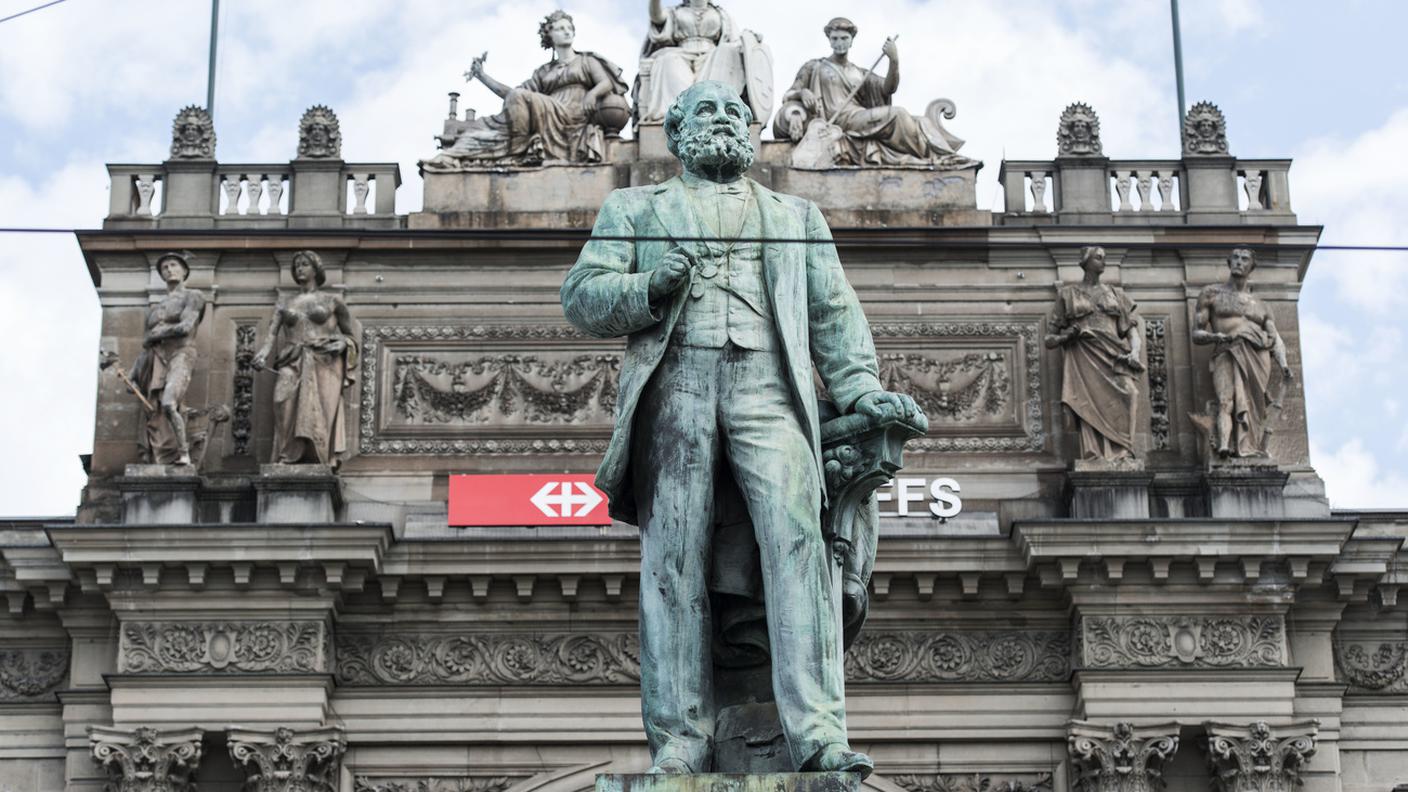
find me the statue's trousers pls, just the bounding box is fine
[632,342,847,771]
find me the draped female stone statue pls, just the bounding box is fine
[421,10,629,170]
[1193,248,1293,459]
[252,251,358,466]
[635,0,773,125]
[773,17,970,169]
[1045,246,1145,463]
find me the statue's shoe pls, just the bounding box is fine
[646,758,691,775]
[805,744,874,779]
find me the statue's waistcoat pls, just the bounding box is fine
[674,196,774,351]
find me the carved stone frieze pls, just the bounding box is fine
[1205,720,1318,792]
[169,106,215,159]
[1183,101,1229,156]
[1336,639,1408,693]
[228,726,346,792]
[359,324,617,455]
[119,621,328,674]
[892,773,1054,792]
[297,105,342,159]
[844,631,1071,683]
[1143,317,1169,450]
[1080,616,1284,669]
[335,632,642,686]
[1057,103,1103,157]
[353,778,519,792]
[232,323,258,456]
[0,647,68,701]
[392,353,619,426]
[869,321,1044,452]
[89,725,204,792]
[1068,721,1179,792]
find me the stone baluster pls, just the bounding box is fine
[267,176,286,214]
[89,725,204,792]
[351,173,371,215]
[1241,169,1265,211]
[228,726,347,792]
[1067,720,1180,792]
[1135,171,1154,212]
[1114,171,1134,212]
[1157,173,1175,212]
[1204,720,1318,792]
[247,175,265,214]
[134,174,158,216]
[221,175,242,215]
[1029,171,1050,212]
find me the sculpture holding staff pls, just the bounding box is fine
[635,0,774,125]
[562,81,920,776]
[128,252,206,466]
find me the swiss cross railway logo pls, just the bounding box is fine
[449,474,611,526]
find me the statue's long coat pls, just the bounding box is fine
[560,176,883,526]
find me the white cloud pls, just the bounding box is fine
[1312,438,1408,510]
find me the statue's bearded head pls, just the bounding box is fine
[665,81,755,182]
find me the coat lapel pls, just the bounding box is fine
[648,177,706,263]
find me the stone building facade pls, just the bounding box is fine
[1,91,1405,792]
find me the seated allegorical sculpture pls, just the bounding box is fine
[129,252,207,466]
[561,80,923,776]
[635,0,773,126]
[1192,248,1293,460]
[773,17,972,170]
[252,251,358,466]
[421,10,629,170]
[1044,246,1145,464]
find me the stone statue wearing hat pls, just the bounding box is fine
[129,252,206,466]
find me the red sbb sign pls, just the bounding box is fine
[449,474,612,526]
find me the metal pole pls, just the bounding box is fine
[1170,0,1187,129]
[206,0,220,116]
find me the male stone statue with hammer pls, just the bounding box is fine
[561,80,918,777]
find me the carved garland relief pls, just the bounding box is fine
[892,773,1054,792]
[231,323,258,456]
[1336,639,1408,693]
[1143,317,1170,450]
[0,647,69,701]
[354,778,520,792]
[119,621,329,674]
[1080,616,1285,669]
[845,631,1070,683]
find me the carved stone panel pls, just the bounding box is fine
[89,726,204,792]
[1068,721,1179,792]
[359,324,620,455]
[228,726,346,792]
[1183,101,1229,157]
[1336,639,1408,693]
[0,647,68,701]
[1205,720,1318,792]
[118,620,329,674]
[845,630,1071,683]
[335,631,642,686]
[870,320,1044,453]
[354,778,521,792]
[1079,616,1285,669]
[169,106,215,160]
[232,322,258,456]
[1144,317,1170,450]
[893,773,1054,792]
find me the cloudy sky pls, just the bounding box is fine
[1,0,1405,515]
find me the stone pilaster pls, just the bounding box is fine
[88,725,203,792]
[228,726,347,792]
[1067,720,1180,792]
[1204,720,1318,792]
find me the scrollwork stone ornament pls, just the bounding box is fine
[1080,615,1284,669]
[335,631,641,686]
[892,773,1054,792]
[119,621,328,674]
[1205,720,1318,792]
[228,726,347,792]
[169,106,215,159]
[0,647,69,701]
[89,725,204,792]
[1183,101,1229,156]
[1057,102,1103,157]
[1067,721,1179,792]
[354,778,518,792]
[297,105,342,159]
[845,631,1071,683]
[1336,639,1408,692]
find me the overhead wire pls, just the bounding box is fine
[0,0,67,26]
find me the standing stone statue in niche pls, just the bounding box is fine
[635,0,774,125]
[1183,100,1229,156]
[1057,102,1102,157]
[252,251,358,466]
[773,18,972,170]
[421,10,629,171]
[129,252,207,466]
[1044,246,1145,464]
[169,106,215,159]
[561,81,921,777]
[298,105,342,159]
[1193,248,1293,459]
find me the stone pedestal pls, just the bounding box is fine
[1182,155,1241,224]
[596,773,859,792]
[1068,469,1153,519]
[1204,465,1289,519]
[116,464,200,524]
[254,464,341,523]
[1054,156,1111,221]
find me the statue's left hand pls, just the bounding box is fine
[881,36,899,61]
[1281,365,1295,382]
[856,390,921,422]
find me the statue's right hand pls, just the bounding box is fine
[251,351,268,371]
[649,248,693,302]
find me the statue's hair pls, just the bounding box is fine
[154,251,192,280]
[824,17,858,37]
[538,10,574,50]
[1078,246,1105,268]
[664,81,755,157]
[291,249,328,287]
